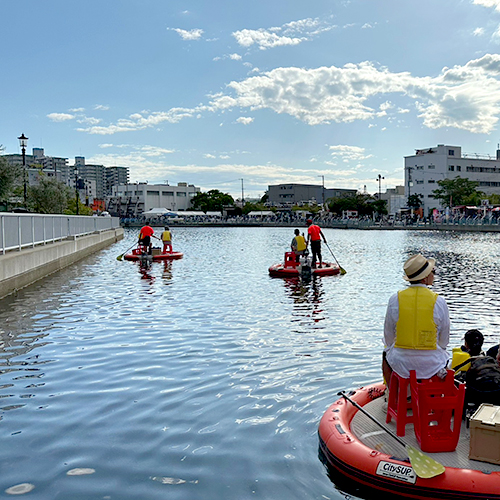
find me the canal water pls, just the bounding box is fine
[1,227,500,499]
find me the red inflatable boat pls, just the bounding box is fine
[319,382,500,500]
[269,251,340,278]
[124,248,183,262]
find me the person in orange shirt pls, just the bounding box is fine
[138,225,155,253]
[306,219,327,268]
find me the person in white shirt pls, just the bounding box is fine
[382,253,450,382]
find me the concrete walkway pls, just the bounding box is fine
[0,228,123,299]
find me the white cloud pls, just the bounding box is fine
[73,53,500,136]
[77,117,101,125]
[94,104,110,111]
[170,28,204,40]
[47,112,74,122]
[236,116,254,125]
[232,28,304,49]
[232,17,332,50]
[473,27,485,36]
[328,145,373,162]
[473,0,500,11]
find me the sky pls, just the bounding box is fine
[3,0,500,201]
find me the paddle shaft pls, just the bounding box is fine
[339,391,406,448]
[325,242,345,273]
[117,242,137,260]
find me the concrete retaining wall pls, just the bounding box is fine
[0,228,124,299]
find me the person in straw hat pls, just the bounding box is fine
[382,253,450,383]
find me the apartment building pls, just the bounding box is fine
[107,182,200,217]
[405,144,500,215]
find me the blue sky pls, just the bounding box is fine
[3,0,500,200]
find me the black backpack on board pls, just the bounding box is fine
[465,356,500,411]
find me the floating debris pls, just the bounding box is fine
[5,483,35,495]
[66,468,96,476]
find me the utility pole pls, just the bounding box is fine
[318,175,325,205]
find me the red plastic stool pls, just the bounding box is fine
[409,369,465,452]
[386,371,413,436]
[284,252,298,268]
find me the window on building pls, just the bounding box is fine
[449,150,455,156]
[456,166,461,171]
[176,192,186,197]
[428,180,436,183]
[416,165,424,170]
[162,191,174,196]
[428,164,435,169]
[448,165,455,171]
[147,191,160,196]
[416,180,424,185]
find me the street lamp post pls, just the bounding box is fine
[74,166,80,215]
[376,174,384,199]
[18,134,28,206]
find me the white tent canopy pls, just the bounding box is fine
[247,211,274,217]
[143,208,176,218]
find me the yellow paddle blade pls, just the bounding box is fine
[340,267,347,275]
[407,445,445,479]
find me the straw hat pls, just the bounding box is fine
[403,254,435,281]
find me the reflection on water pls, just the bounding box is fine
[0,227,499,499]
[283,277,328,329]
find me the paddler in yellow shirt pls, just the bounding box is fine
[291,228,307,262]
[161,226,173,254]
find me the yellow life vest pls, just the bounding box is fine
[395,287,438,350]
[162,231,171,242]
[294,235,307,252]
[451,347,471,372]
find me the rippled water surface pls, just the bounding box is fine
[1,227,500,499]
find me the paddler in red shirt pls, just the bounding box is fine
[306,219,327,268]
[138,225,155,253]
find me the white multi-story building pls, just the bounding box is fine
[405,144,500,215]
[107,182,200,217]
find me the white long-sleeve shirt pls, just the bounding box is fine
[384,284,450,379]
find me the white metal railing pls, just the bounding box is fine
[0,213,120,254]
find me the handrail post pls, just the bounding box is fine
[18,216,22,251]
[1,215,4,255]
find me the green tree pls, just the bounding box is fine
[0,147,22,203]
[65,197,94,215]
[327,193,381,216]
[432,177,482,207]
[242,202,268,215]
[190,189,234,212]
[28,177,71,213]
[372,199,388,216]
[407,193,423,209]
[487,193,500,205]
